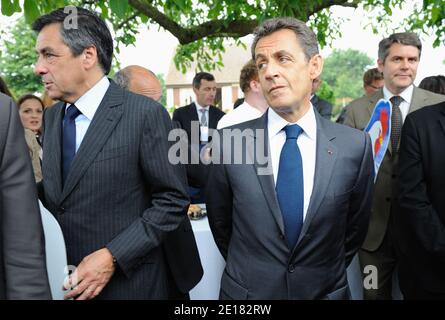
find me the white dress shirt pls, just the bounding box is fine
[66,76,110,152]
[195,101,209,127]
[217,101,263,129]
[268,106,317,220]
[383,84,413,122]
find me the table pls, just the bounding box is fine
[189,216,226,300]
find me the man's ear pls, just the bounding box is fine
[309,54,323,81]
[82,45,98,70]
[250,80,261,93]
[377,59,384,73]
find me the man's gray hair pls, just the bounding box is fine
[378,32,422,62]
[251,17,319,61]
[114,69,130,90]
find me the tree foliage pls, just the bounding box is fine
[322,48,373,101]
[0,18,42,97]
[0,0,443,73]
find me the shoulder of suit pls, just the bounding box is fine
[210,105,224,112]
[174,103,194,113]
[408,100,445,120]
[414,87,445,104]
[346,92,378,110]
[322,116,368,142]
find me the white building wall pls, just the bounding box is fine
[221,86,232,112]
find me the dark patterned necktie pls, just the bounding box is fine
[390,96,403,152]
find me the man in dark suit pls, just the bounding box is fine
[397,101,445,299]
[343,32,445,299]
[114,65,202,299]
[206,17,374,300]
[33,8,191,300]
[0,93,51,299]
[310,76,333,120]
[172,72,225,202]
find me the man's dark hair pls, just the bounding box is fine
[32,7,113,74]
[363,68,384,86]
[378,32,422,63]
[251,17,319,61]
[418,75,445,95]
[192,72,215,89]
[17,94,45,110]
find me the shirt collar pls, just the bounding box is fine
[66,76,110,121]
[383,84,413,104]
[268,104,317,141]
[195,101,209,111]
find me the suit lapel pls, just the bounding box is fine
[295,114,337,248]
[209,107,218,129]
[408,87,428,114]
[249,113,285,234]
[439,108,445,137]
[366,90,384,118]
[188,103,199,122]
[45,102,65,201]
[59,83,124,204]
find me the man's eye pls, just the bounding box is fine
[279,57,289,63]
[257,63,266,70]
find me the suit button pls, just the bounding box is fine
[392,174,397,179]
[385,197,390,202]
[58,207,65,215]
[279,233,285,240]
[288,265,295,273]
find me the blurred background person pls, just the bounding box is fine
[310,76,333,120]
[418,75,445,95]
[17,94,44,182]
[217,59,268,129]
[363,68,385,96]
[114,65,162,101]
[337,67,384,124]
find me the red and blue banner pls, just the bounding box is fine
[364,99,391,180]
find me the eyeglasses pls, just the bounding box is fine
[366,84,383,90]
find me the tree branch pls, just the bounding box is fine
[116,11,140,29]
[309,0,360,16]
[128,0,360,45]
[129,0,258,44]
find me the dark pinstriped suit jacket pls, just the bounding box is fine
[40,82,193,299]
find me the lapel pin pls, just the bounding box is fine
[328,150,333,155]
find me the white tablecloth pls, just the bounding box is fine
[189,216,225,300]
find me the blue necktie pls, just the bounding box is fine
[62,104,81,184]
[276,124,304,248]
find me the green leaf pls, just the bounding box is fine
[2,0,16,16]
[431,7,439,23]
[24,0,41,24]
[110,0,128,18]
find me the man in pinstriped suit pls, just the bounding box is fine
[34,8,192,300]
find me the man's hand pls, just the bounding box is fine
[64,248,116,300]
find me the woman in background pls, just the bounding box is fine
[17,94,44,182]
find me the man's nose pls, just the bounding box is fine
[400,59,409,69]
[34,57,47,75]
[263,62,279,80]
